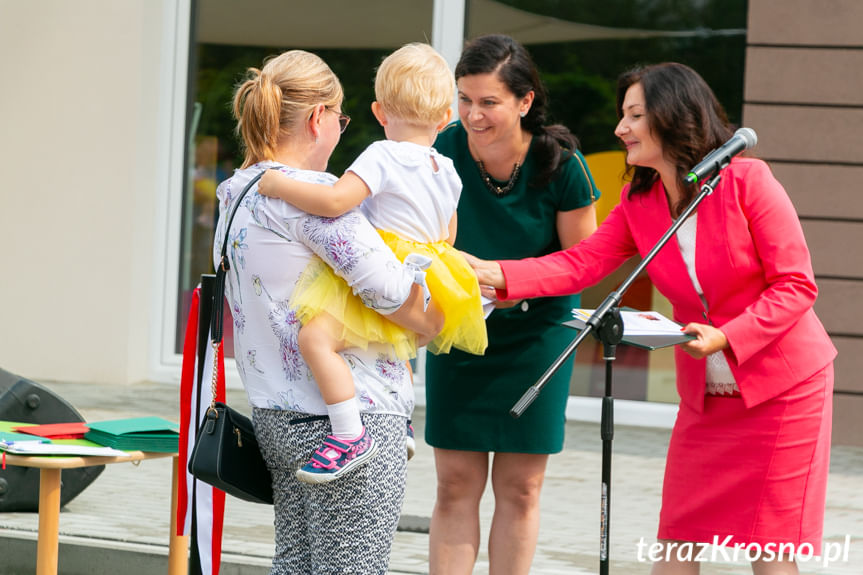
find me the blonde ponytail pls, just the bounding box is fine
[232,50,344,168]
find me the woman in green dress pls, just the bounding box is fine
[425,34,600,574]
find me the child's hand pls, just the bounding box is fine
[257,169,283,198]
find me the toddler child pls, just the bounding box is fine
[258,43,487,484]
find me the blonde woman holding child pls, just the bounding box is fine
[217,49,443,573]
[258,42,487,484]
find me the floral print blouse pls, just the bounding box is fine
[213,161,417,416]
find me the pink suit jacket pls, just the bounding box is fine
[499,158,836,413]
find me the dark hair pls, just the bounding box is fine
[455,34,577,187]
[616,62,733,215]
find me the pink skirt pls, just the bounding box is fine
[658,363,833,548]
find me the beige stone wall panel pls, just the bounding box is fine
[769,163,863,219]
[745,47,863,106]
[743,104,863,164]
[814,279,863,335]
[832,394,863,446]
[832,337,863,394]
[748,0,863,46]
[801,221,863,278]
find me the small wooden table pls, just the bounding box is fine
[2,451,188,575]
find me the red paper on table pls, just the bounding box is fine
[13,422,89,439]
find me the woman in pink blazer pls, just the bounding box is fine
[468,63,836,574]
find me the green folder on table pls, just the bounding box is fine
[84,416,179,453]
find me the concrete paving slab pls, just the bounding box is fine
[0,380,859,575]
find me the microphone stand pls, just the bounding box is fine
[510,172,723,575]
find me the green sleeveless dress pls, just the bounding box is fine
[425,122,600,453]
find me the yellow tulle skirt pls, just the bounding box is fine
[289,229,488,360]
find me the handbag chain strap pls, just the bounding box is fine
[207,168,269,416]
[207,340,221,416]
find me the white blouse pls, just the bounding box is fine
[213,162,417,416]
[675,214,740,395]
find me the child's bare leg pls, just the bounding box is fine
[298,314,352,405]
[295,313,379,484]
[298,313,362,438]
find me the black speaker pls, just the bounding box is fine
[0,368,105,512]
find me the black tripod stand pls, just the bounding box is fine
[510,172,722,575]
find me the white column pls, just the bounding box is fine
[432,0,466,111]
[432,0,466,70]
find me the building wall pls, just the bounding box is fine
[0,0,183,385]
[745,0,863,445]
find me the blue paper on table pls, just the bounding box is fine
[84,416,179,452]
[0,430,50,444]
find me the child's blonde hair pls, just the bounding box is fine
[232,50,343,168]
[374,43,454,126]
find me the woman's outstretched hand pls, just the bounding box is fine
[461,252,518,307]
[461,252,505,289]
[679,322,729,359]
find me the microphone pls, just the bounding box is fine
[684,127,757,184]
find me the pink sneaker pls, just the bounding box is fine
[295,427,379,484]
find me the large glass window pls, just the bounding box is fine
[175,0,435,356]
[176,0,747,403]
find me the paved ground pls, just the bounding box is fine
[1,380,861,574]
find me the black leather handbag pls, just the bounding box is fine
[188,170,274,505]
[188,401,273,504]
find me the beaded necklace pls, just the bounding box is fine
[476,160,522,196]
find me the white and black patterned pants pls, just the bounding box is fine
[252,409,408,574]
